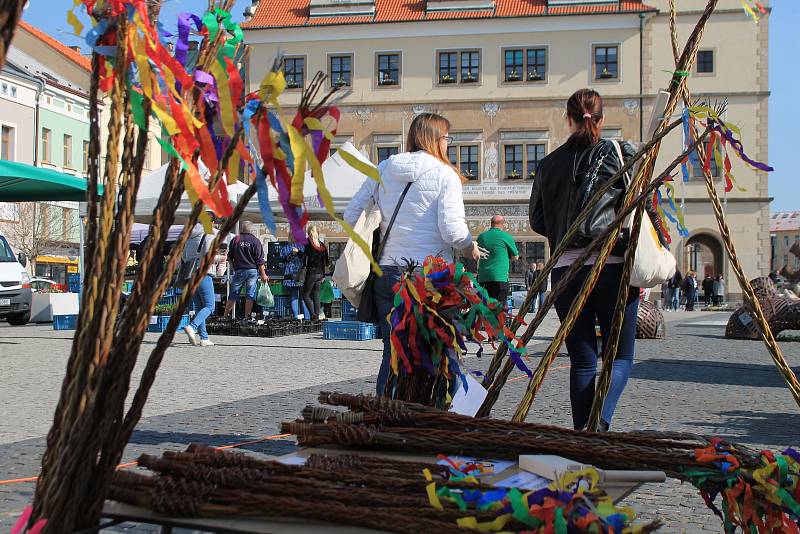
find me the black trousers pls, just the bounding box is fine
[482,281,509,309]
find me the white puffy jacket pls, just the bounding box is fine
[344,151,473,265]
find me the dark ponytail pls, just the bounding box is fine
[566,88,603,148]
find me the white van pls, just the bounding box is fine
[0,233,32,325]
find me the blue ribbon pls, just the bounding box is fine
[255,166,277,234]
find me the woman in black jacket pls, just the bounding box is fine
[302,225,329,320]
[529,88,655,431]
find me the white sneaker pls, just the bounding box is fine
[184,325,198,346]
[318,313,325,320]
[199,339,215,347]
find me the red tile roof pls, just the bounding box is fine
[771,212,800,233]
[17,20,92,72]
[242,0,655,29]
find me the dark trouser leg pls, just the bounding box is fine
[591,263,638,428]
[311,275,323,317]
[374,266,403,397]
[301,276,318,320]
[551,265,601,430]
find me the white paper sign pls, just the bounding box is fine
[495,471,551,491]
[277,455,307,466]
[448,374,488,417]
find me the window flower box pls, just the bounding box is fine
[506,169,521,180]
[527,70,543,81]
[528,171,537,180]
[463,169,476,180]
[598,68,614,79]
[506,70,522,82]
[439,74,456,84]
[333,78,349,88]
[378,78,398,86]
[462,74,478,83]
[286,81,301,89]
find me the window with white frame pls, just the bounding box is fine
[63,134,73,168]
[42,128,52,163]
[283,56,305,90]
[501,131,549,180]
[502,47,547,83]
[1,125,14,161]
[374,134,401,163]
[446,133,482,180]
[593,44,619,80]
[376,52,401,86]
[437,50,480,84]
[329,54,353,88]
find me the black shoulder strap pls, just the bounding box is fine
[375,182,412,262]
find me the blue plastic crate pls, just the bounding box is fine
[67,273,81,293]
[332,287,342,299]
[53,314,78,330]
[262,295,291,317]
[323,320,377,341]
[342,300,358,320]
[147,314,190,333]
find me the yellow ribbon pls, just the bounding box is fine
[66,0,84,36]
[456,514,513,532]
[286,125,307,206]
[151,101,180,135]
[423,468,444,511]
[338,149,381,183]
[211,60,236,137]
[183,172,213,233]
[298,129,382,275]
[259,70,286,108]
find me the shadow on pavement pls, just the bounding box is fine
[129,429,296,456]
[631,359,799,388]
[683,410,800,447]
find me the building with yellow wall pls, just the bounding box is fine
[242,0,770,299]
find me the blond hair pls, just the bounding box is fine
[406,113,464,181]
[307,225,320,247]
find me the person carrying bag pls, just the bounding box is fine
[343,112,481,396]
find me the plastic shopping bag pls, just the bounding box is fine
[257,282,274,308]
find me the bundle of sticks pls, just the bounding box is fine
[283,393,800,533]
[109,444,660,533]
[287,392,723,481]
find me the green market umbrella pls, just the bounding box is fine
[0,160,102,201]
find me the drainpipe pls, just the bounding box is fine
[639,12,645,142]
[33,76,45,165]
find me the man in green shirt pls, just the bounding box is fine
[477,215,519,308]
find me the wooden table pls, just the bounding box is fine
[99,447,666,533]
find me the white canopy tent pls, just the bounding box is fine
[134,142,373,226]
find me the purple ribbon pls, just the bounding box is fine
[710,120,774,172]
[176,13,203,66]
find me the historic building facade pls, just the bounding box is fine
[242,0,770,297]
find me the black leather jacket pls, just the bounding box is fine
[529,138,665,255]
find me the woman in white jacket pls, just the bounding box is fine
[344,112,481,396]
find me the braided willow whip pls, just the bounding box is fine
[30,2,259,531]
[478,133,708,417]
[481,118,683,389]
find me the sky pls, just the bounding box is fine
[19,1,797,212]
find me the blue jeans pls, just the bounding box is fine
[191,275,215,340]
[551,263,639,430]
[228,268,259,301]
[532,291,546,312]
[670,288,681,311]
[374,265,404,396]
[287,287,311,319]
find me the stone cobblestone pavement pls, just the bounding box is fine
[1,310,798,533]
